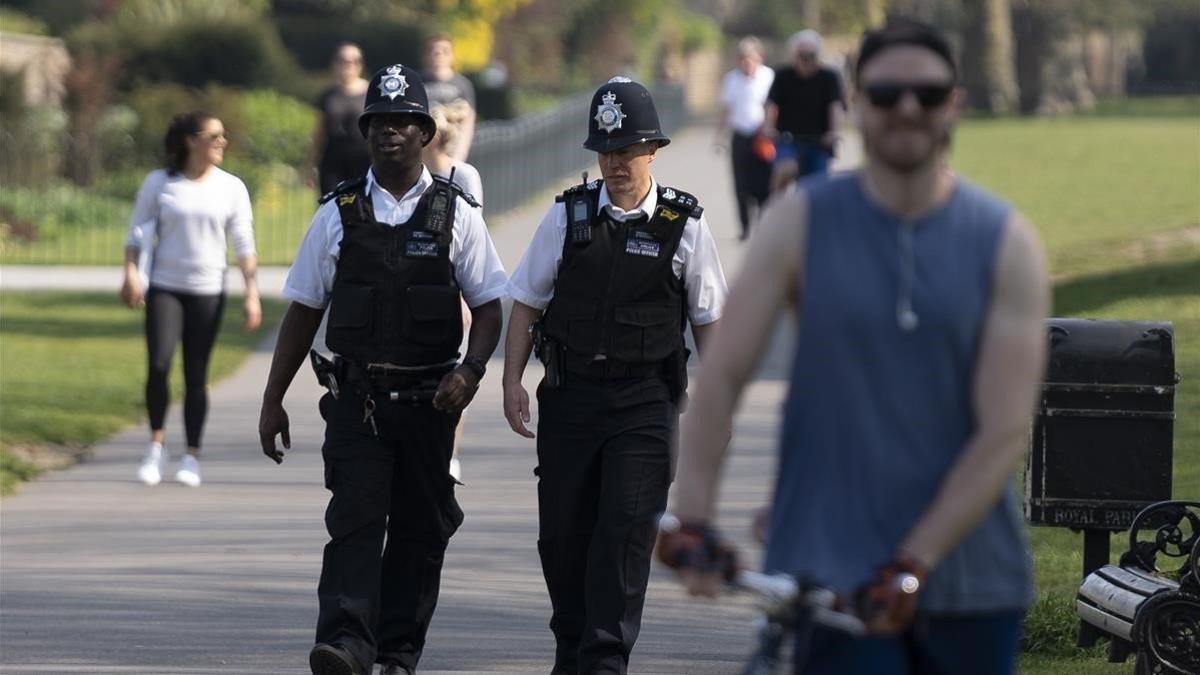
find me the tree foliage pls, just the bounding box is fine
[113,0,271,27]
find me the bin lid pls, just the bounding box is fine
[1045,318,1175,385]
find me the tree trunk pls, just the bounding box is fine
[864,0,888,28]
[960,0,1019,113]
[887,0,941,22]
[63,48,118,187]
[799,0,820,29]
[1012,3,1098,114]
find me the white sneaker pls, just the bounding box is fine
[175,454,201,487]
[448,458,462,482]
[137,442,165,486]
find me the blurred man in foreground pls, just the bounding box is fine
[661,19,1049,675]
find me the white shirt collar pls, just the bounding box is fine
[598,178,658,221]
[365,165,433,207]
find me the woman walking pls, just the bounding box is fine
[120,111,261,487]
[305,42,371,195]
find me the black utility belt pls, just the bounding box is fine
[560,352,663,379]
[337,358,452,396]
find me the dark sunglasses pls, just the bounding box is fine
[863,82,954,109]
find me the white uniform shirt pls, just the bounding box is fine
[720,65,775,135]
[125,167,256,295]
[282,166,507,310]
[506,179,727,326]
[433,161,483,205]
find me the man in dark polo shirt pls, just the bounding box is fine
[765,29,845,186]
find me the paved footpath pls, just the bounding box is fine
[0,124,861,674]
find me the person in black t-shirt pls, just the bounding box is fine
[305,43,372,197]
[422,34,477,162]
[765,30,845,187]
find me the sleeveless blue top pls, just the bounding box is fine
[764,172,1034,612]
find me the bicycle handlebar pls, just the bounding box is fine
[734,570,867,636]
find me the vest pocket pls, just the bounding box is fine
[611,303,678,362]
[548,298,597,354]
[405,285,461,346]
[328,280,373,329]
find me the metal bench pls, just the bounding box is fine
[1076,500,1199,674]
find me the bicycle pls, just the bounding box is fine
[658,513,917,674]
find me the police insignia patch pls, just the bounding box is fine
[663,188,677,201]
[594,91,626,134]
[379,64,409,101]
[337,193,357,206]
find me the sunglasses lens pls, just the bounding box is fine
[866,84,903,108]
[914,85,952,108]
[865,83,953,109]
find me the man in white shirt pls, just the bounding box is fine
[258,64,506,675]
[718,36,775,240]
[502,78,728,674]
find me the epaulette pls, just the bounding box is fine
[555,178,603,202]
[432,173,481,209]
[318,176,367,205]
[658,185,704,219]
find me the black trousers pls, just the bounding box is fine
[730,131,773,236]
[536,374,676,674]
[315,391,463,672]
[144,287,225,449]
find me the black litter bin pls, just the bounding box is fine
[1026,318,1177,531]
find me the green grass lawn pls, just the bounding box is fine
[0,291,286,493]
[954,116,1200,278]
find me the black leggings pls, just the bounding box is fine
[145,288,225,450]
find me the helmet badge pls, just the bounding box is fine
[594,91,626,134]
[379,65,409,101]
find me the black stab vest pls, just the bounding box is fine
[324,176,469,366]
[541,181,700,366]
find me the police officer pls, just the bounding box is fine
[258,63,507,675]
[502,77,729,674]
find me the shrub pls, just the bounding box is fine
[274,14,426,74]
[234,89,315,169]
[0,104,68,188]
[124,82,203,164]
[121,17,302,94]
[95,104,142,172]
[122,84,314,196]
[0,6,48,35]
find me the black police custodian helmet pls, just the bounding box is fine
[583,77,671,153]
[358,63,436,138]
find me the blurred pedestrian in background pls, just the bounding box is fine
[765,30,846,189]
[122,111,261,488]
[718,36,775,240]
[422,34,476,162]
[306,42,371,196]
[423,101,483,202]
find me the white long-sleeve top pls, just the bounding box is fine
[125,167,256,295]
